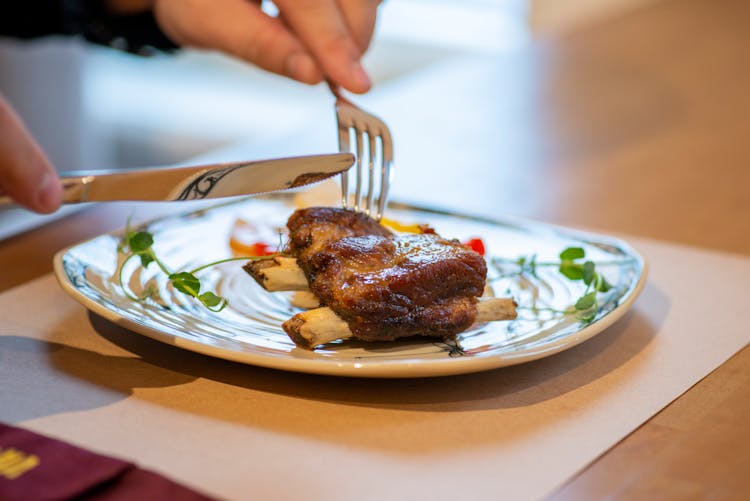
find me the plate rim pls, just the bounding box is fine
[53,199,648,378]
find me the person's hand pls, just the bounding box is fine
[0,95,62,213]
[152,0,380,93]
[1,1,381,213]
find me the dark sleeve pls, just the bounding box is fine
[0,0,178,55]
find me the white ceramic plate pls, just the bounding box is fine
[54,196,646,378]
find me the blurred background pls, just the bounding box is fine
[0,0,664,236]
[0,0,666,171]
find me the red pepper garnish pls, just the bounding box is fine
[463,237,486,256]
[229,219,278,256]
[230,238,276,256]
[250,242,275,256]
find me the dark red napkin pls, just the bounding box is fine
[0,422,215,500]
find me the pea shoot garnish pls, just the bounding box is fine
[492,246,615,323]
[558,246,613,322]
[118,224,276,312]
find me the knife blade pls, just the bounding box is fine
[0,153,354,205]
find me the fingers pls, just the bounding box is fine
[275,0,378,93]
[335,0,381,53]
[155,0,323,84]
[154,0,380,94]
[0,96,62,213]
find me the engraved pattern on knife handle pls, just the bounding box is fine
[61,176,95,203]
[175,166,242,200]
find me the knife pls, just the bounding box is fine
[0,153,354,205]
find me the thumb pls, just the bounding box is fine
[0,96,62,213]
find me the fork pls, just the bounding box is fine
[329,83,393,221]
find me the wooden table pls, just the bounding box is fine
[2,0,749,497]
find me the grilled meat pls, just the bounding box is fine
[285,207,487,341]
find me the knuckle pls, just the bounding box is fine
[239,24,285,73]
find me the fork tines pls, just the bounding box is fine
[333,95,393,221]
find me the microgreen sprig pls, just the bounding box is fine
[558,246,612,322]
[492,246,615,323]
[119,225,276,312]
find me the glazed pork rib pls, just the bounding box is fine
[244,207,517,349]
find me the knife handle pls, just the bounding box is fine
[59,176,95,203]
[0,176,94,208]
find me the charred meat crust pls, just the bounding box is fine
[287,207,392,261]
[284,207,488,342]
[282,315,309,347]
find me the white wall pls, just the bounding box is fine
[0,37,111,172]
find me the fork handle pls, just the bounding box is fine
[326,80,354,107]
[326,79,342,98]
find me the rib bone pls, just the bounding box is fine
[283,297,518,350]
[243,256,307,291]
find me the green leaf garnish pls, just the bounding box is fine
[582,261,596,285]
[118,224,278,311]
[496,246,617,324]
[169,271,201,296]
[558,247,614,323]
[559,261,584,280]
[198,291,226,311]
[579,311,596,323]
[198,291,222,307]
[575,292,597,311]
[129,231,154,252]
[559,247,585,261]
[139,253,154,268]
